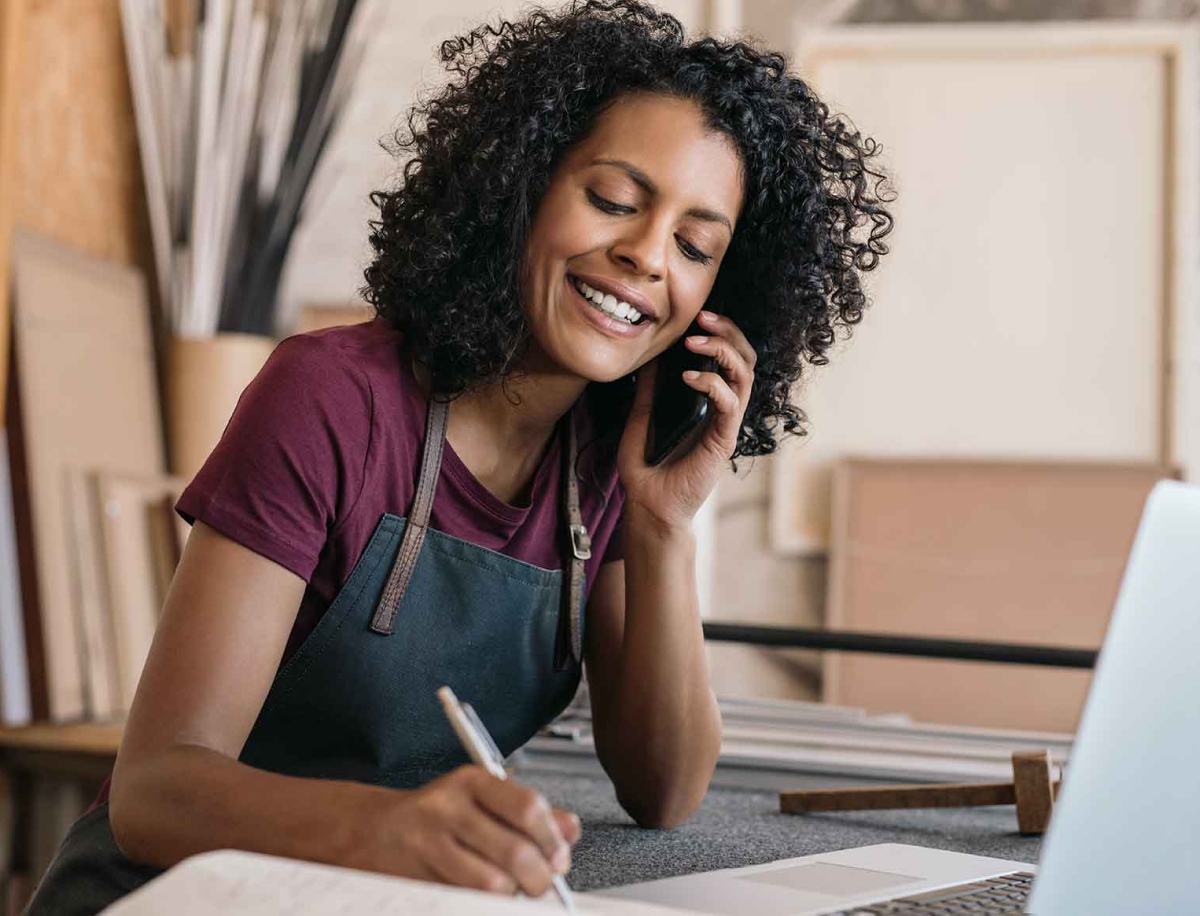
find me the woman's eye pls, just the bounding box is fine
[677,237,713,266]
[587,189,633,215]
[587,189,713,266]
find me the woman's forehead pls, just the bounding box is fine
[573,94,744,223]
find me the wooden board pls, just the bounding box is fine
[823,458,1173,732]
[95,471,185,714]
[64,470,120,722]
[0,721,122,756]
[772,23,1200,554]
[9,231,164,722]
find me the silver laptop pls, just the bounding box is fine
[596,480,1200,915]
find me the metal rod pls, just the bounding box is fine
[701,622,1097,669]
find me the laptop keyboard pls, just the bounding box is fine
[830,871,1036,914]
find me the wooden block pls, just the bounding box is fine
[1012,750,1056,835]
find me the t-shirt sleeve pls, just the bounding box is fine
[174,334,373,582]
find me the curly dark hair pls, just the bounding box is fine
[362,0,895,470]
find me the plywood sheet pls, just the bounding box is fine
[824,458,1172,732]
[13,0,146,267]
[10,231,164,721]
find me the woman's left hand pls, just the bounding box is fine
[617,310,756,531]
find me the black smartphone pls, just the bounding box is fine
[644,312,720,466]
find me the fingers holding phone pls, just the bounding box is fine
[618,308,757,530]
[678,309,756,455]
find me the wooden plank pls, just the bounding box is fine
[95,472,185,713]
[0,723,122,757]
[64,470,121,721]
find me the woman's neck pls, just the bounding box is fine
[411,353,588,504]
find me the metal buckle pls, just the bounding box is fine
[569,523,592,560]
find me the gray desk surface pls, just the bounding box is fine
[521,769,1042,892]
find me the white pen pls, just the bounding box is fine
[436,686,577,912]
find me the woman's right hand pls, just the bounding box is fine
[351,765,581,897]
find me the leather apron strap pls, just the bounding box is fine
[369,395,450,634]
[556,413,589,670]
[370,396,589,670]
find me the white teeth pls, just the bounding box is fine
[574,278,644,325]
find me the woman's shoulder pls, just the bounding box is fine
[267,316,418,404]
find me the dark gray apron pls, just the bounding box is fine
[25,395,591,915]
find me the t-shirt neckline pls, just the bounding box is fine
[400,351,568,525]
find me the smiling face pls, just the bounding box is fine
[520,92,744,383]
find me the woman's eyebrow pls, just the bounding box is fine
[590,158,733,234]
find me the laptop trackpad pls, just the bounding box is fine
[740,862,922,896]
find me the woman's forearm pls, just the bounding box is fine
[598,503,722,827]
[109,744,395,871]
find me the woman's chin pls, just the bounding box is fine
[535,333,634,384]
[560,353,636,386]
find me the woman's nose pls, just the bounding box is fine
[609,220,667,282]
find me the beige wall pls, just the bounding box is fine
[709,460,825,699]
[709,0,1198,703]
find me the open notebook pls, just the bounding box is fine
[103,849,693,915]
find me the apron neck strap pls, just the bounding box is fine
[558,405,589,669]
[369,395,450,634]
[411,396,451,531]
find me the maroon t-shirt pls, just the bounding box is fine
[178,317,626,663]
[90,318,624,811]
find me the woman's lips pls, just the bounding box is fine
[565,274,649,340]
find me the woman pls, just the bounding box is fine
[27,1,893,911]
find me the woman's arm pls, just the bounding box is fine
[583,512,722,829]
[593,310,759,828]
[110,521,577,896]
[109,519,364,867]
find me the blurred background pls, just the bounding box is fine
[0,0,1196,904]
